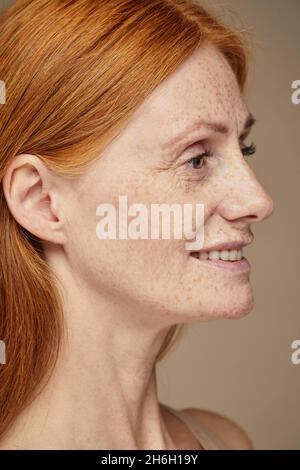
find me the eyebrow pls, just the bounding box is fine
[194,121,229,135]
[163,113,256,151]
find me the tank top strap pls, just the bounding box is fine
[164,405,228,450]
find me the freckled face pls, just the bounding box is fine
[64,43,274,326]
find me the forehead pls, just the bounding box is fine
[122,43,249,151]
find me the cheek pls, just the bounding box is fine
[63,167,183,295]
[65,156,251,321]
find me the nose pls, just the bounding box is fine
[217,159,274,224]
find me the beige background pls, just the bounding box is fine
[1,0,299,450]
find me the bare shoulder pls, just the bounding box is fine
[182,407,254,450]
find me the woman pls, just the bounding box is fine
[0,0,274,450]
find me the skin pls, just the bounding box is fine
[1,42,273,449]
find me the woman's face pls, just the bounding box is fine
[62,43,274,326]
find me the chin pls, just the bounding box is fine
[223,303,254,320]
[217,291,254,320]
[178,286,254,323]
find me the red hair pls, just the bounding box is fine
[0,0,248,440]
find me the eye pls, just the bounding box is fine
[186,150,213,170]
[183,141,255,172]
[241,142,256,157]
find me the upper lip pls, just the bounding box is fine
[194,238,254,253]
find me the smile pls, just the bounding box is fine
[192,248,243,261]
[190,248,251,273]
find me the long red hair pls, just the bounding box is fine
[0,0,248,440]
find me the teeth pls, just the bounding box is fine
[229,249,237,261]
[195,248,243,261]
[208,250,220,261]
[220,250,229,261]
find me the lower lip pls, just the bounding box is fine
[191,255,251,273]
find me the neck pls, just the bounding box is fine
[1,252,177,450]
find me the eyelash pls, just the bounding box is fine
[186,142,256,170]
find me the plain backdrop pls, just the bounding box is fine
[0,0,299,450]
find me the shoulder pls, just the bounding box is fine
[182,407,254,450]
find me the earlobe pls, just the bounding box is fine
[2,154,67,245]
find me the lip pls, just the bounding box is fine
[189,238,253,274]
[196,239,253,253]
[192,256,251,273]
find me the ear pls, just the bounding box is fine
[2,154,67,245]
